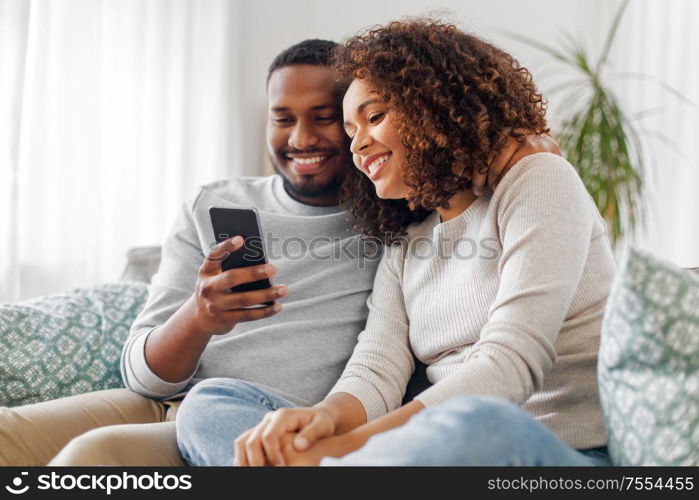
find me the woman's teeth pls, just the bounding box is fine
[292,156,327,165]
[368,155,389,175]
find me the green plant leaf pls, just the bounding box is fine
[502,31,576,65]
[596,0,629,73]
[506,0,684,247]
[610,72,696,105]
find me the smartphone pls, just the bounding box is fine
[208,207,274,306]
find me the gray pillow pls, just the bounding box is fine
[0,282,149,407]
[120,246,162,284]
[598,248,699,465]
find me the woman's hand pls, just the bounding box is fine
[233,407,336,466]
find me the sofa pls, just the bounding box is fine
[1,245,697,466]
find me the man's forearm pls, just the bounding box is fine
[143,295,212,382]
[344,400,425,451]
[293,399,427,463]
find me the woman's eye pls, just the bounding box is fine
[368,112,385,124]
[274,118,292,124]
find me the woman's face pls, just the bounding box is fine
[342,78,410,200]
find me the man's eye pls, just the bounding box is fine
[368,112,385,124]
[316,116,337,122]
[274,118,292,124]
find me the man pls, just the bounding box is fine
[0,39,380,466]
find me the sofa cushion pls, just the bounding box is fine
[599,248,699,465]
[0,282,148,407]
[120,246,162,284]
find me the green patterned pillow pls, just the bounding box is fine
[599,248,699,466]
[0,282,148,407]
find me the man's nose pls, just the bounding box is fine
[288,123,320,150]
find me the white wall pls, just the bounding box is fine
[231,0,699,268]
[233,0,623,176]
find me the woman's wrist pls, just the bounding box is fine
[311,403,341,434]
[315,393,368,435]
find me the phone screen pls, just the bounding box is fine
[208,207,273,303]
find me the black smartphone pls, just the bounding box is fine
[208,207,274,306]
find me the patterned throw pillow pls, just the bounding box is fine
[0,282,148,407]
[599,248,699,465]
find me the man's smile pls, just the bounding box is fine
[284,151,337,175]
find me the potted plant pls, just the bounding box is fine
[509,0,687,246]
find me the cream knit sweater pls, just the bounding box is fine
[328,152,616,449]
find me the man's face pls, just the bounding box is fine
[267,65,351,204]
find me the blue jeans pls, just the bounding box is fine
[321,395,611,466]
[177,379,611,466]
[176,378,297,466]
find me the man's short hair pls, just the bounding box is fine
[267,39,338,83]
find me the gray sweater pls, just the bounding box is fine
[329,153,616,449]
[120,175,380,406]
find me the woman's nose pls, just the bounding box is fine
[350,131,372,155]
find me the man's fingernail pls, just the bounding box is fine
[295,437,309,450]
[231,236,243,245]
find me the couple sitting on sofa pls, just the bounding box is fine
[0,19,616,467]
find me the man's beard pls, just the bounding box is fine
[270,151,349,201]
[280,172,345,200]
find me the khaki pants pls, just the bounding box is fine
[0,389,185,466]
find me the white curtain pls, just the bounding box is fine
[0,0,243,302]
[613,0,699,267]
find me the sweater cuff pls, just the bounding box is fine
[328,376,388,422]
[412,386,446,409]
[125,327,196,398]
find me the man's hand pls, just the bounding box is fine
[233,407,336,466]
[192,236,288,336]
[471,133,562,196]
[142,235,288,383]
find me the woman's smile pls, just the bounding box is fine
[363,153,392,180]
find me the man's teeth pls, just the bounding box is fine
[291,156,327,165]
[368,156,389,175]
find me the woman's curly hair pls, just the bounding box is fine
[335,19,549,244]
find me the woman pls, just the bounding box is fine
[229,19,616,466]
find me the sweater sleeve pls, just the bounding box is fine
[326,244,414,421]
[415,155,597,408]
[120,189,205,399]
